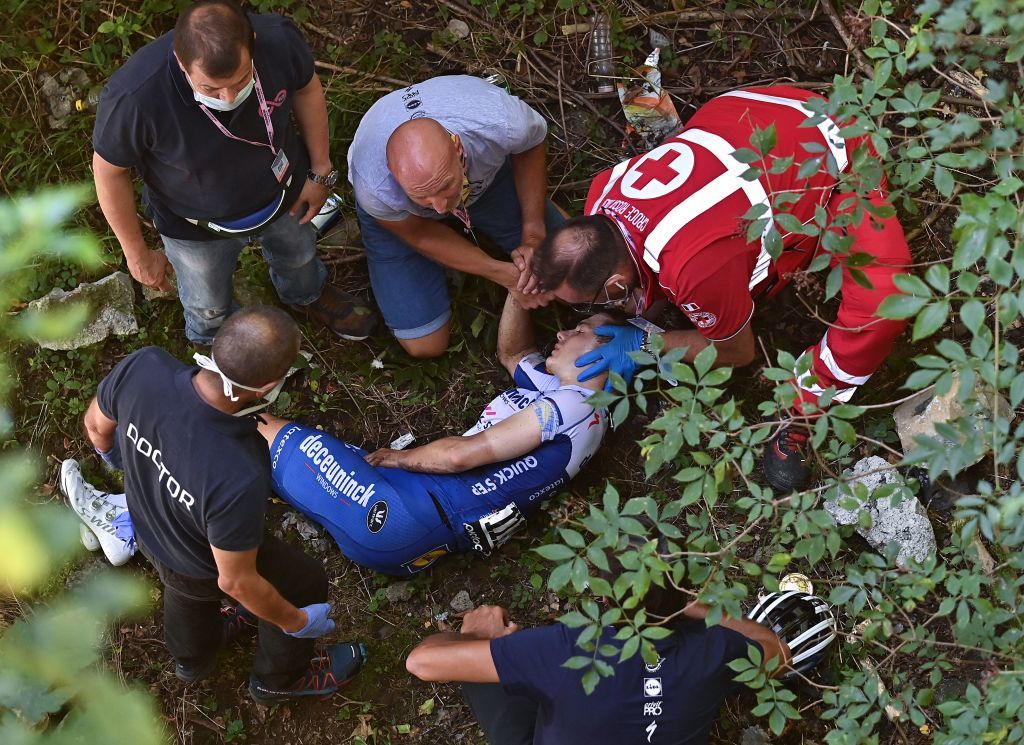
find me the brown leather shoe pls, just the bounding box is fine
[293,285,377,341]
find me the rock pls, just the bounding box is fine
[825,456,937,568]
[385,581,415,604]
[445,19,470,39]
[27,272,138,350]
[38,67,90,129]
[449,590,474,614]
[740,725,769,745]
[893,373,1012,469]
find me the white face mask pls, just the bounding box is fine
[186,65,255,112]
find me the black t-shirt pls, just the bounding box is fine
[97,347,269,577]
[92,13,314,240]
[491,621,760,745]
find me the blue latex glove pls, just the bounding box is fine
[96,438,123,471]
[112,511,136,554]
[575,324,644,386]
[288,603,336,638]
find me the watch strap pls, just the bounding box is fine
[307,169,338,186]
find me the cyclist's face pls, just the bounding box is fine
[548,314,613,370]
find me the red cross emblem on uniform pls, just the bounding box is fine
[620,141,694,200]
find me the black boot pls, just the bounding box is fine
[762,424,811,492]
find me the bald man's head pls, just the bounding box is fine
[386,119,464,215]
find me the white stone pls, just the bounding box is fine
[825,456,937,568]
[446,19,470,39]
[449,590,474,614]
[27,272,138,350]
[893,373,1012,468]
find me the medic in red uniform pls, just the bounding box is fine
[530,86,911,492]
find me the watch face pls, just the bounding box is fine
[324,170,339,187]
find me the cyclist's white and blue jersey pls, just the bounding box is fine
[268,353,607,575]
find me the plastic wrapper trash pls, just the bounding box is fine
[617,48,682,151]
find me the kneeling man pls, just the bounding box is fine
[259,294,614,574]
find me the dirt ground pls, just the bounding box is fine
[7,1,965,743]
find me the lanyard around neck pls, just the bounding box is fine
[196,68,276,154]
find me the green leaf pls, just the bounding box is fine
[825,264,843,300]
[560,528,585,548]
[893,273,932,297]
[562,655,593,670]
[912,301,950,341]
[833,418,856,445]
[933,164,955,197]
[533,543,576,562]
[694,344,717,378]
[924,264,950,293]
[959,299,985,335]
[877,294,929,319]
[1010,372,1024,408]
[611,397,630,428]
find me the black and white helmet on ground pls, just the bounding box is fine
[747,591,837,680]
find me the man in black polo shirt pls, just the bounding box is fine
[82,306,365,703]
[92,0,375,345]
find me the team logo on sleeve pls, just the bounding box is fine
[680,301,717,329]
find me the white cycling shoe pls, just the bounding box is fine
[60,459,135,567]
[80,523,101,551]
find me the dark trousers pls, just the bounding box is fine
[142,536,327,688]
[462,682,539,745]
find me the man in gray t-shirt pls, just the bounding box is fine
[348,75,563,358]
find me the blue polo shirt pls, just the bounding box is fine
[491,621,760,745]
[93,13,314,240]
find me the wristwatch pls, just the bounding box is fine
[307,169,339,187]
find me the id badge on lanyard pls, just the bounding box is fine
[271,150,289,183]
[197,68,288,182]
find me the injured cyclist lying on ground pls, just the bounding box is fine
[258,294,616,574]
[67,293,618,576]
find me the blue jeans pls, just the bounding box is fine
[357,160,565,339]
[161,213,327,344]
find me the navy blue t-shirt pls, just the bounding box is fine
[92,14,314,240]
[491,621,760,745]
[97,347,270,577]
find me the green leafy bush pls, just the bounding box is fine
[0,188,163,744]
[533,1,1024,741]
